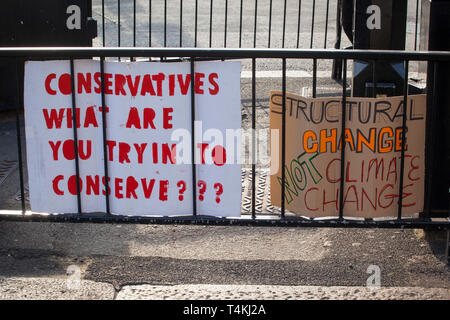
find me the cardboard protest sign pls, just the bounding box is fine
[270,91,426,218]
[24,60,241,217]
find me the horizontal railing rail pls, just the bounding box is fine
[1,47,450,61]
[0,214,448,229]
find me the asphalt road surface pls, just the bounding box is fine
[92,0,421,50]
[91,0,424,74]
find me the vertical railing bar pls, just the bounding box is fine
[69,58,82,215]
[338,58,347,220]
[100,57,111,215]
[14,59,25,215]
[194,0,198,47]
[253,0,258,48]
[149,0,152,49]
[414,0,420,51]
[190,59,197,217]
[369,61,376,221]
[296,0,302,48]
[281,58,286,218]
[251,58,256,219]
[324,0,330,49]
[282,0,287,48]
[239,0,243,48]
[102,0,105,47]
[210,0,214,48]
[397,60,409,220]
[133,0,136,47]
[425,61,437,219]
[118,0,121,47]
[312,58,317,98]
[372,60,377,98]
[118,0,121,61]
[446,229,450,264]
[180,0,183,47]
[224,0,228,48]
[131,0,136,62]
[268,0,273,48]
[180,0,183,48]
[164,0,168,47]
[310,0,316,49]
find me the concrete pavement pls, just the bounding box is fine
[1,278,449,300]
[0,277,115,300]
[115,284,450,300]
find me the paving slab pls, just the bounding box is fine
[0,277,115,300]
[116,284,450,300]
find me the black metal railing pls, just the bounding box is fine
[0,47,449,230]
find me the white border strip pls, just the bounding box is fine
[241,70,353,79]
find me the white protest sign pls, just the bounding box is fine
[24,60,242,217]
